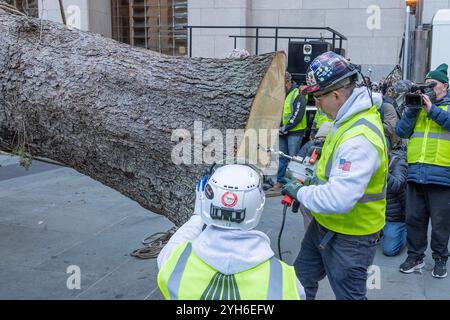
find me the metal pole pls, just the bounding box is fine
[255,28,259,55]
[144,0,147,49]
[58,0,66,25]
[189,27,192,57]
[403,5,411,80]
[411,25,429,82]
[275,28,278,51]
[415,0,423,27]
[411,0,429,82]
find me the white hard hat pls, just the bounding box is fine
[200,164,265,230]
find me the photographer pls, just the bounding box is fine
[395,63,450,278]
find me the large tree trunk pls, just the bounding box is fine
[0,11,286,226]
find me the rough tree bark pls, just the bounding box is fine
[0,11,286,226]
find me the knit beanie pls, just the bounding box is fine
[426,63,449,84]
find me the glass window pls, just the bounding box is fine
[111,0,187,56]
[5,0,38,17]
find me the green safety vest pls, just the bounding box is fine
[312,106,388,236]
[282,89,308,132]
[407,105,450,167]
[314,109,332,129]
[157,242,300,300]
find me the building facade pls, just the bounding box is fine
[188,0,450,81]
[36,0,112,38]
[7,0,188,56]
[7,0,450,80]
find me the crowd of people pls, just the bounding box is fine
[155,51,450,300]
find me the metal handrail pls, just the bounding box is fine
[185,25,347,57]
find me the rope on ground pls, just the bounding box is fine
[131,226,178,259]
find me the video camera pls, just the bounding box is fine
[405,82,437,108]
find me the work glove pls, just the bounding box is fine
[194,176,208,216]
[281,178,304,200]
[303,175,314,186]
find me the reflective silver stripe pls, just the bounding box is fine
[167,242,192,300]
[214,274,225,300]
[314,177,326,185]
[428,132,450,141]
[411,132,424,139]
[201,272,221,300]
[267,258,283,300]
[411,131,450,141]
[324,118,385,179]
[358,186,387,203]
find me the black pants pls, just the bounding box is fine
[406,182,450,261]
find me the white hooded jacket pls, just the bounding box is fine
[157,215,305,299]
[297,87,382,214]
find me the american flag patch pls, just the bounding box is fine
[339,159,352,171]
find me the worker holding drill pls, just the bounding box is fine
[282,51,388,300]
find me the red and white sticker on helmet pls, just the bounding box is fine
[307,71,317,86]
[221,192,238,208]
[205,184,214,200]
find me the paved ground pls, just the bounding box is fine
[1,154,449,300]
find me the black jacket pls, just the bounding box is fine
[386,151,408,222]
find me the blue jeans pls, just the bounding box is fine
[277,134,303,183]
[382,221,406,257]
[294,219,380,300]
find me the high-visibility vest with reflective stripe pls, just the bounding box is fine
[157,242,300,300]
[312,106,388,235]
[282,89,308,132]
[314,109,332,129]
[407,105,450,167]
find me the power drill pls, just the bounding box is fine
[258,145,321,209]
[259,144,321,261]
[282,146,320,212]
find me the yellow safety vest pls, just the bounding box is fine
[312,106,388,235]
[407,105,450,167]
[314,109,332,129]
[158,242,300,300]
[282,89,308,132]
